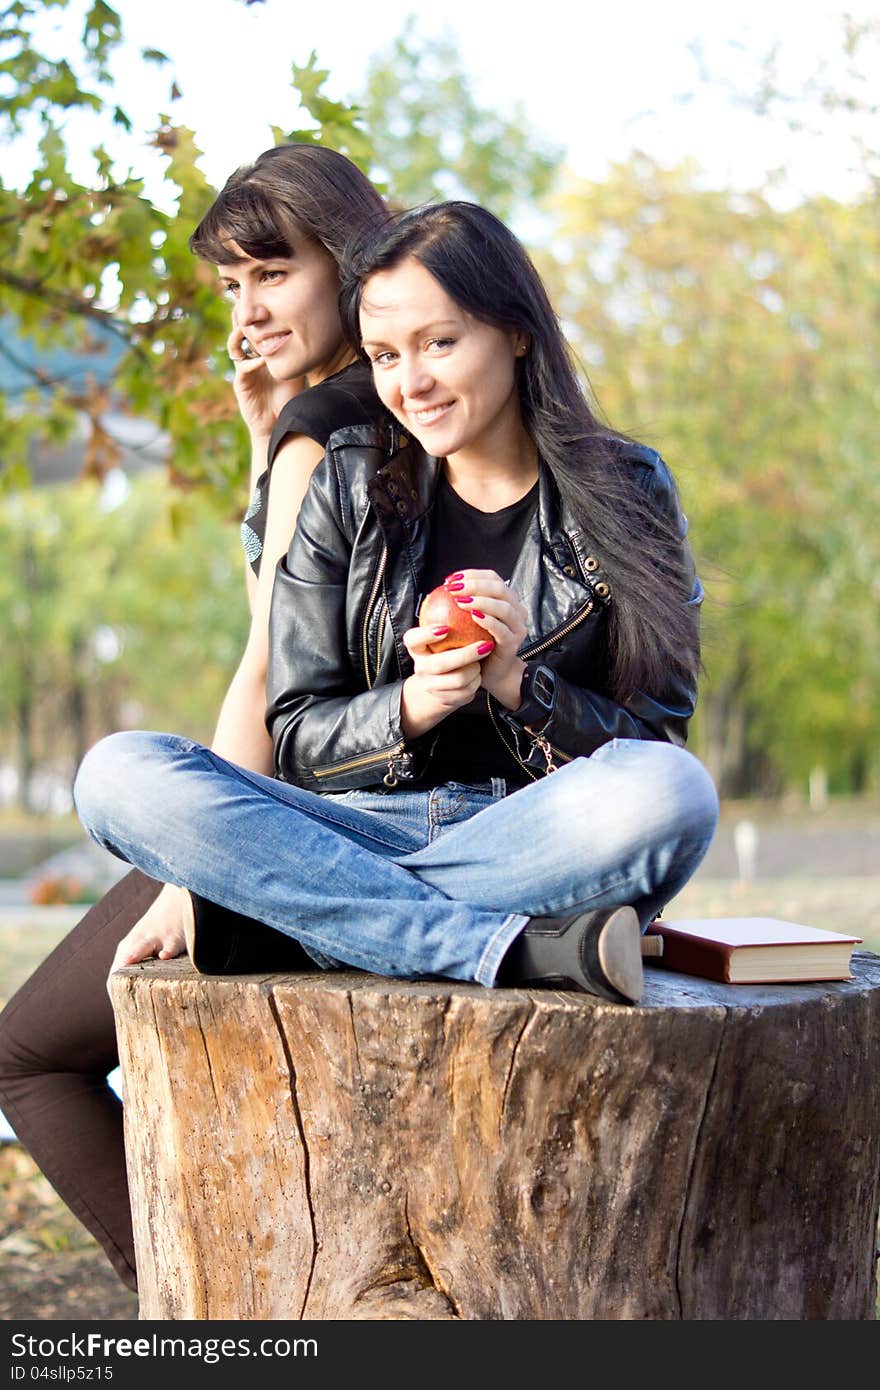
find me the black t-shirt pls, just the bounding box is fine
[241,359,384,578]
[419,472,539,790]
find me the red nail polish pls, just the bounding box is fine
[432,626,450,636]
[446,582,465,592]
[470,609,486,619]
[445,572,464,582]
[477,641,495,656]
[457,594,474,603]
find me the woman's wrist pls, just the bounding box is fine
[486,658,527,711]
[400,676,440,739]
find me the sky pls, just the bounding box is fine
[9,0,879,208]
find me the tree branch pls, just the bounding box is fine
[0,267,147,361]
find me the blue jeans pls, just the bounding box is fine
[73,733,719,987]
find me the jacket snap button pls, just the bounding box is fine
[595,581,610,598]
[387,480,398,495]
[396,500,406,513]
[563,564,576,577]
[398,433,408,448]
[585,556,599,572]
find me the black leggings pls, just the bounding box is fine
[0,869,162,1292]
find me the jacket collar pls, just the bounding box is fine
[365,432,609,593]
[362,432,611,647]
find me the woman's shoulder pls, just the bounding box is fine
[606,435,687,540]
[266,360,387,470]
[606,434,680,501]
[607,434,667,479]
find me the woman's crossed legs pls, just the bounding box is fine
[74,732,719,988]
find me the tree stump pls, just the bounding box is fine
[110,952,880,1321]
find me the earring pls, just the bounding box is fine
[516,343,527,356]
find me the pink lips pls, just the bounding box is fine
[253,331,291,357]
[407,401,454,427]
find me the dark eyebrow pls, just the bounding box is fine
[360,318,461,348]
[217,256,290,281]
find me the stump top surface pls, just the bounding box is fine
[118,948,880,1013]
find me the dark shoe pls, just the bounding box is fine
[185,892,316,976]
[499,905,644,1003]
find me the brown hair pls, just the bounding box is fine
[341,202,700,704]
[189,144,387,267]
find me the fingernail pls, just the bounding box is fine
[446,582,465,592]
[456,594,474,603]
[470,609,486,619]
[445,572,464,582]
[477,641,495,656]
[432,626,450,636]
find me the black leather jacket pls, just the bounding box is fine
[266,422,701,792]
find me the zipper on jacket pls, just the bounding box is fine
[361,545,388,690]
[487,597,595,777]
[374,603,388,683]
[519,598,594,662]
[312,740,405,781]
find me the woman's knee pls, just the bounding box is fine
[657,743,719,843]
[564,739,719,845]
[73,731,195,840]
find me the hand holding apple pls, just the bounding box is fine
[432,569,530,710]
[418,583,486,653]
[401,582,496,738]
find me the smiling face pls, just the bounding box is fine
[359,256,529,465]
[216,233,348,385]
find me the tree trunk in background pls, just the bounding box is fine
[68,658,88,775]
[15,690,34,814]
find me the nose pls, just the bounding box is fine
[399,354,434,402]
[236,284,269,330]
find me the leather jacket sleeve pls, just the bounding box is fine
[499,454,700,766]
[266,456,408,790]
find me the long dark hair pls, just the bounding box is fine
[189,144,387,267]
[339,201,698,703]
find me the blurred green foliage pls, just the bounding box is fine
[0,473,248,809]
[0,2,877,801]
[543,156,879,797]
[360,16,561,218]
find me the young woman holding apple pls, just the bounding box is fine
[0,144,389,1292]
[73,200,719,1010]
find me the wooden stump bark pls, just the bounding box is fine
[110,952,880,1321]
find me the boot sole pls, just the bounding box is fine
[506,905,644,1003]
[596,906,644,1003]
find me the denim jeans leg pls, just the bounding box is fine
[73,732,526,986]
[396,740,720,983]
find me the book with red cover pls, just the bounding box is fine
[645,917,862,984]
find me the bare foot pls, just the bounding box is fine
[107,883,193,991]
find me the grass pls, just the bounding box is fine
[0,918,76,998]
[665,875,880,952]
[0,813,83,877]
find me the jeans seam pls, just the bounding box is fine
[201,750,416,854]
[477,912,529,986]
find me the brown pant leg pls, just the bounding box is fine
[0,868,162,1292]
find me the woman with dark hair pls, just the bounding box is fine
[0,145,389,1293]
[73,198,719,1012]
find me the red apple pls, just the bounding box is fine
[418,583,485,653]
